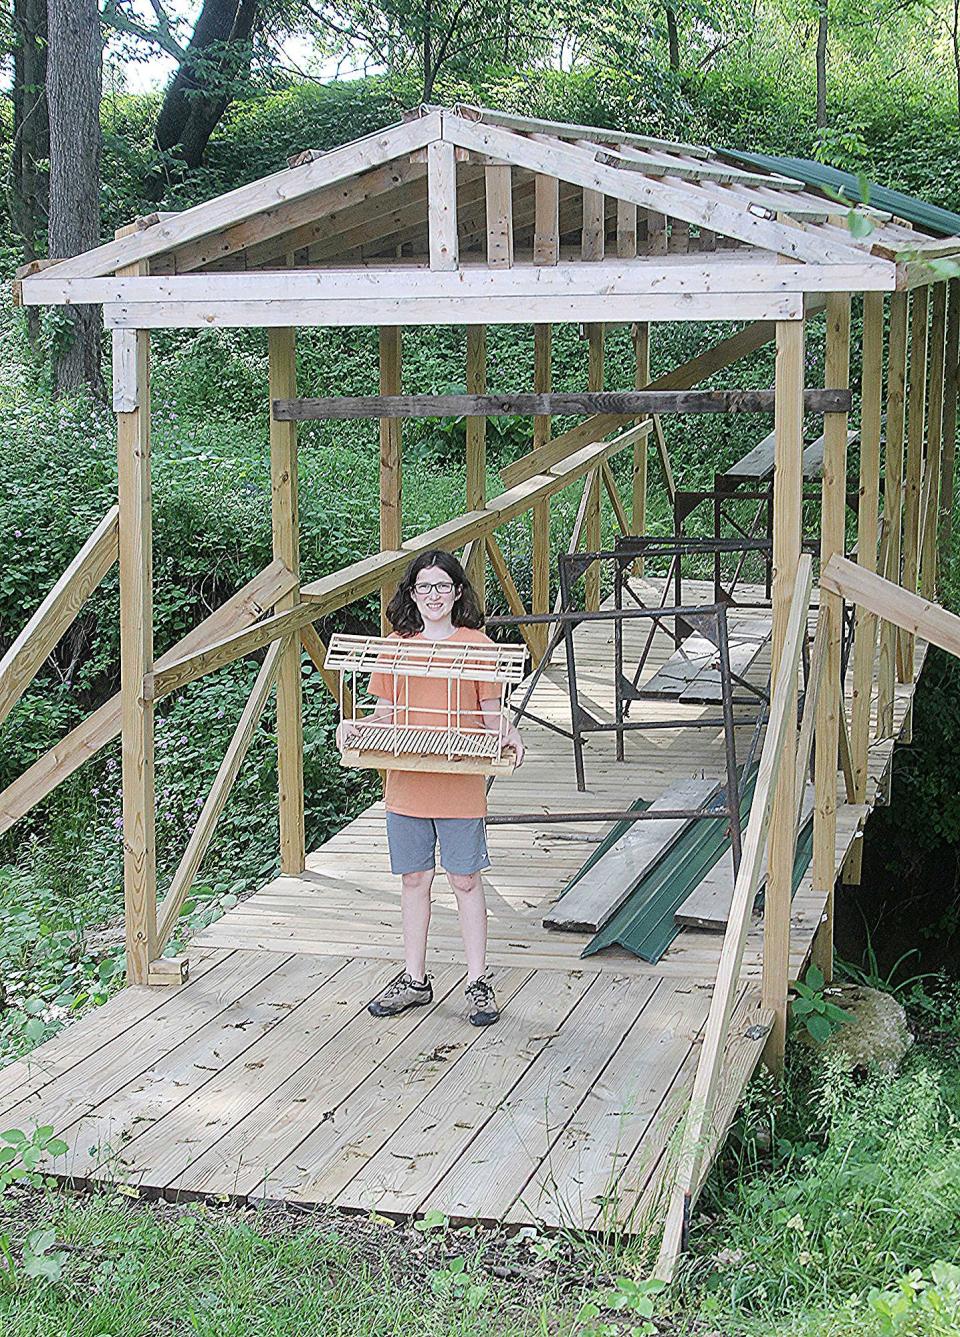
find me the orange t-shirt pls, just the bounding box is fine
[368,627,501,818]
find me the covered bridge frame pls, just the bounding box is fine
[8,102,960,1257]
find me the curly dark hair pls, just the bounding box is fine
[385,549,484,636]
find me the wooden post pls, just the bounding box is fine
[484,165,513,268]
[533,174,559,266]
[920,282,947,600]
[269,328,305,875]
[379,326,402,630]
[810,294,851,978]
[581,188,605,261]
[427,140,458,271]
[877,291,909,738]
[584,322,604,610]
[632,322,650,563]
[532,323,552,662]
[900,288,928,678]
[845,292,883,887]
[938,279,960,574]
[466,325,487,592]
[116,319,157,985]
[762,318,804,1074]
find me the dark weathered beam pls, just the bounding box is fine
[274,389,851,421]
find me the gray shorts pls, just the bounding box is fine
[385,812,491,876]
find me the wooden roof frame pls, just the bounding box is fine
[17,103,960,328]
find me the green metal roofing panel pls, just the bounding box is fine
[722,149,960,239]
[582,770,813,964]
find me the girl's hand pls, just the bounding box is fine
[503,726,524,767]
[336,720,361,751]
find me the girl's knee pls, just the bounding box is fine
[401,869,433,894]
[447,871,482,895]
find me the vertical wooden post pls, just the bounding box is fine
[762,319,804,1074]
[532,323,552,663]
[845,292,884,887]
[533,174,559,266]
[427,139,458,272]
[877,291,909,738]
[379,326,402,630]
[920,282,947,600]
[900,288,928,678]
[269,328,305,875]
[810,294,851,978]
[117,318,157,985]
[484,165,513,268]
[584,322,604,610]
[938,279,960,572]
[581,188,605,261]
[466,325,487,592]
[632,322,650,548]
[616,199,637,259]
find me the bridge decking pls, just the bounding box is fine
[0,581,924,1231]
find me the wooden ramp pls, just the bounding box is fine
[0,580,924,1233]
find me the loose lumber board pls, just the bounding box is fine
[544,777,720,932]
[638,617,770,702]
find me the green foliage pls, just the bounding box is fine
[577,1275,665,1336]
[866,1261,960,1336]
[791,963,853,1043]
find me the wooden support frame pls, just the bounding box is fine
[938,279,960,569]
[581,188,605,261]
[269,327,305,875]
[427,139,458,272]
[811,292,850,978]
[466,325,487,590]
[658,553,813,1280]
[631,321,650,557]
[532,323,552,663]
[155,638,284,951]
[379,326,403,629]
[900,287,929,678]
[846,293,884,884]
[116,315,157,985]
[920,282,947,599]
[533,175,559,265]
[484,164,513,268]
[584,323,604,610]
[0,506,118,729]
[762,318,804,1073]
[877,291,909,738]
[0,561,297,837]
[823,554,960,659]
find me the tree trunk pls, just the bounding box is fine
[10,0,49,345]
[154,0,259,175]
[422,0,434,103]
[816,1,828,129]
[47,0,105,400]
[665,5,680,71]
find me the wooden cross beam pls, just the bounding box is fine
[273,388,851,421]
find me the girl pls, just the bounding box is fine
[338,549,523,1027]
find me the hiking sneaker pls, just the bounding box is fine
[465,973,500,1027]
[368,970,433,1018]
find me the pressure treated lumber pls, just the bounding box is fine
[465,325,486,589]
[901,287,929,677]
[543,778,721,933]
[273,389,851,420]
[938,280,960,565]
[811,292,850,980]
[0,561,297,837]
[763,319,804,1073]
[657,554,812,1280]
[0,506,118,729]
[822,555,960,659]
[877,291,909,737]
[531,323,552,661]
[846,291,884,886]
[156,640,284,950]
[427,140,458,271]
[920,282,947,599]
[379,326,402,628]
[269,328,305,874]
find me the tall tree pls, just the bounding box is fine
[153,0,260,174]
[47,0,105,399]
[815,0,828,126]
[8,0,49,264]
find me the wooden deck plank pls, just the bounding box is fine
[256,968,545,1206]
[106,959,462,1195]
[335,968,594,1215]
[428,971,661,1221]
[504,979,712,1227]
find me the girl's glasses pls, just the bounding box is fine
[414,581,455,595]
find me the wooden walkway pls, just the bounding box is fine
[0,581,924,1232]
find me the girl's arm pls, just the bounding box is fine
[479,697,524,766]
[336,696,393,750]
